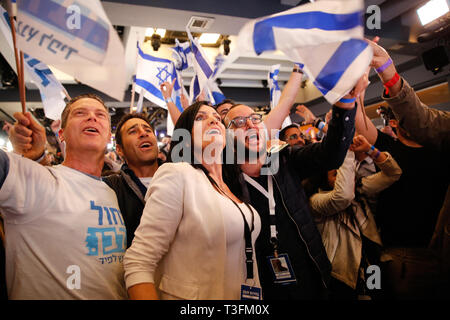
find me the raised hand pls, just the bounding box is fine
[10,112,46,160]
[350,134,371,153]
[160,78,176,100]
[295,104,316,125]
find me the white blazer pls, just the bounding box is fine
[124,162,259,299]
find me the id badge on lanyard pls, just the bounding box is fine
[244,174,297,285]
[214,178,262,300]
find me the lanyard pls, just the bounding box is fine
[209,176,255,280]
[243,174,278,242]
[228,200,255,280]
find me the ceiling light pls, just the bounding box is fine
[145,28,166,38]
[417,0,449,26]
[198,33,220,44]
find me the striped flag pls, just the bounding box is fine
[0,5,67,120]
[236,0,372,104]
[186,29,214,102]
[268,64,292,129]
[207,79,226,105]
[268,64,281,109]
[170,39,191,110]
[171,39,191,72]
[189,74,201,104]
[135,43,174,109]
[14,0,126,101]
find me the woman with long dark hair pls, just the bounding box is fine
[124,102,261,300]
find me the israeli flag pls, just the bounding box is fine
[189,74,201,104]
[268,64,292,129]
[170,39,191,110]
[135,42,174,109]
[207,79,226,105]
[186,29,214,102]
[171,39,191,72]
[170,65,187,112]
[269,64,281,109]
[236,0,372,104]
[0,6,67,120]
[206,54,226,105]
[212,53,225,80]
[14,0,127,101]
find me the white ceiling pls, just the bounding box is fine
[1,0,446,113]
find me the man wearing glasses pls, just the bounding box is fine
[279,124,305,147]
[223,79,362,299]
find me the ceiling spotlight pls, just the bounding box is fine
[151,34,161,51]
[261,79,268,88]
[223,39,231,56]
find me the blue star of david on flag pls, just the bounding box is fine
[135,42,175,108]
[156,65,171,84]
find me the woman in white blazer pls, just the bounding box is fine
[124,101,261,300]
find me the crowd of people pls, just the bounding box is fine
[0,38,448,300]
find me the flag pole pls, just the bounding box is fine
[9,16,26,113]
[130,40,140,113]
[19,51,26,113]
[62,88,72,101]
[130,80,136,113]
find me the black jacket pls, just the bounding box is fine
[103,164,147,248]
[232,106,356,298]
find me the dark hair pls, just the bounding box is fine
[169,100,246,202]
[115,112,153,147]
[279,124,300,141]
[168,101,211,163]
[61,93,107,129]
[214,99,235,109]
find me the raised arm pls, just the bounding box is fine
[290,74,368,178]
[264,66,303,136]
[354,94,378,145]
[366,38,450,149]
[309,150,356,216]
[160,79,182,126]
[350,134,402,196]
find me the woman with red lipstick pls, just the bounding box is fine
[124,101,262,300]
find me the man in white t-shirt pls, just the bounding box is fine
[10,112,160,249]
[0,94,128,299]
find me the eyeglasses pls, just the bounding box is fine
[227,114,263,129]
[287,134,299,140]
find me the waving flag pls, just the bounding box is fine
[0,5,67,120]
[170,39,191,111]
[268,64,292,129]
[236,0,372,104]
[186,29,215,102]
[269,64,281,109]
[206,80,225,105]
[189,75,201,104]
[171,39,191,72]
[135,43,174,108]
[169,65,187,112]
[14,0,126,101]
[212,53,225,80]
